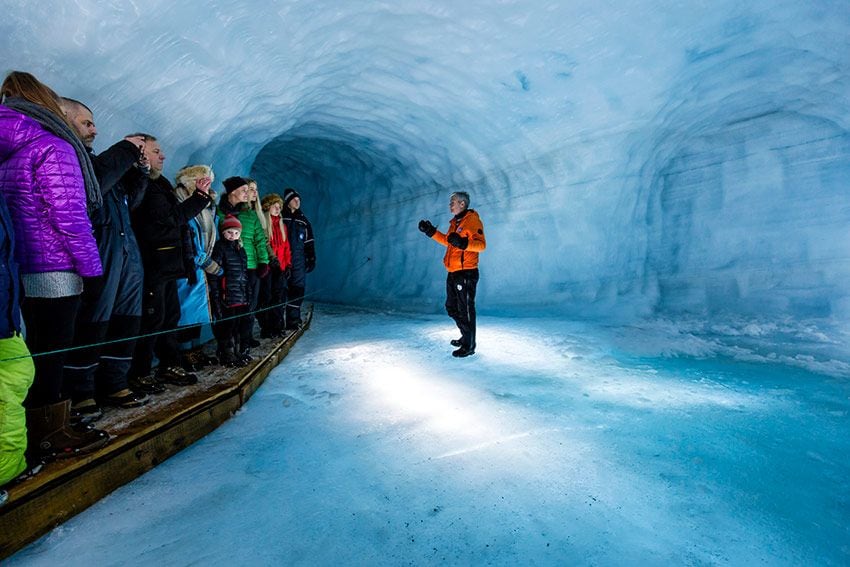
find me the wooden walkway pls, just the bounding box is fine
[0,309,311,559]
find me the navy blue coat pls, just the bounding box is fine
[86,141,146,321]
[281,208,315,288]
[0,191,20,338]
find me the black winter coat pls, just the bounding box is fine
[210,238,249,311]
[131,175,211,283]
[282,208,315,287]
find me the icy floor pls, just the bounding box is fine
[9,305,850,565]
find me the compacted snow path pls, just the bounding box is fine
[9,306,850,565]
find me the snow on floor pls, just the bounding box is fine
[9,305,850,565]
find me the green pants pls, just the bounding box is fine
[0,334,34,486]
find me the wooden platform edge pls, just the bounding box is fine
[0,310,311,560]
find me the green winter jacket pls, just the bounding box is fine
[0,335,34,486]
[217,197,269,269]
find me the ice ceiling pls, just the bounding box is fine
[2,1,849,328]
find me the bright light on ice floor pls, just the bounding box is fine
[9,305,850,565]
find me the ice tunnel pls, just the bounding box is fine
[3,1,850,362]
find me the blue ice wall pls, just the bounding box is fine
[2,1,849,333]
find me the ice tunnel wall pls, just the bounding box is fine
[2,1,850,326]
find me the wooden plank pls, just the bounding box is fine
[0,309,311,559]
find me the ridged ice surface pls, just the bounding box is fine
[2,1,850,371]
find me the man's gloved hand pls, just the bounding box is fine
[447,232,469,250]
[284,266,292,279]
[418,219,436,237]
[256,263,270,278]
[305,258,315,273]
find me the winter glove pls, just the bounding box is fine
[284,266,292,279]
[269,257,281,271]
[256,263,270,279]
[447,232,469,250]
[418,219,436,237]
[305,257,316,273]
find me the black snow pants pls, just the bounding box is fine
[445,268,479,351]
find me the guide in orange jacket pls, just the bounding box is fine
[418,191,486,358]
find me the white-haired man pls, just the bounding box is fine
[418,191,486,358]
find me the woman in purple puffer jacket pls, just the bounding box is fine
[0,71,107,461]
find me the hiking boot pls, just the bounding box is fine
[101,389,149,409]
[450,338,463,347]
[452,346,475,358]
[260,328,280,339]
[70,398,103,425]
[156,366,198,386]
[248,337,261,348]
[217,348,243,368]
[238,349,253,365]
[129,374,167,395]
[26,400,110,461]
[181,348,209,372]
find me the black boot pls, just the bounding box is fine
[452,345,475,358]
[238,348,253,365]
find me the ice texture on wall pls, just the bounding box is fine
[2,1,849,365]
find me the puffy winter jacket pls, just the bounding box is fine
[217,196,269,269]
[431,209,486,272]
[0,105,101,277]
[210,238,249,310]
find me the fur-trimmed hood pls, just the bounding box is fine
[175,164,214,191]
[173,164,217,271]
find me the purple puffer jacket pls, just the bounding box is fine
[0,105,101,277]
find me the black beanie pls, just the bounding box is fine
[283,188,301,206]
[223,176,248,194]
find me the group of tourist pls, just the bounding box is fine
[0,71,315,487]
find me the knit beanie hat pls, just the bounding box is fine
[261,193,284,212]
[283,188,301,206]
[220,214,242,232]
[223,176,248,194]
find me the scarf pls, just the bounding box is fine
[2,96,102,214]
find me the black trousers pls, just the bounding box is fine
[130,279,182,378]
[212,305,252,353]
[247,268,262,336]
[445,269,479,350]
[22,295,81,408]
[257,265,287,335]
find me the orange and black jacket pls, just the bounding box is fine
[431,209,486,272]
